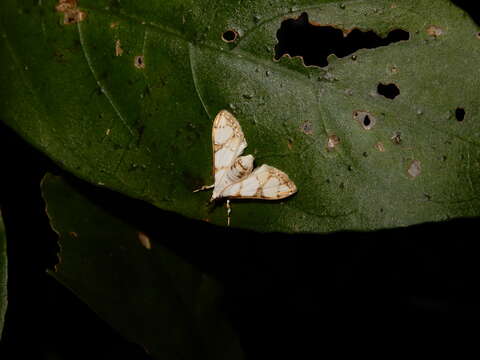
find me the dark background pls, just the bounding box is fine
[1,1,479,358]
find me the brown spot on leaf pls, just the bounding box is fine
[455,107,465,122]
[110,21,119,29]
[326,134,340,150]
[138,232,151,250]
[56,0,86,25]
[426,25,444,37]
[115,39,123,56]
[287,138,294,150]
[68,231,78,238]
[391,131,402,144]
[301,121,313,135]
[408,160,421,178]
[134,55,145,69]
[374,142,385,152]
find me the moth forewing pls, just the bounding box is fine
[211,110,248,199]
[212,110,247,165]
[210,111,250,199]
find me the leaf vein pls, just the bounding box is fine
[188,44,211,118]
[77,22,135,138]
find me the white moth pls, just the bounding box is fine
[195,110,297,224]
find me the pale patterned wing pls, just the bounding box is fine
[211,110,247,198]
[219,164,297,200]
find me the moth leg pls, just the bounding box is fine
[226,199,232,226]
[193,184,214,193]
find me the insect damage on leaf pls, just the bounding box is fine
[115,40,123,57]
[377,83,400,99]
[134,55,145,69]
[353,111,376,130]
[455,107,465,122]
[301,121,313,135]
[408,160,422,178]
[56,0,86,25]
[374,142,386,152]
[222,29,238,43]
[326,135,340,151]
[274,12,410,67]
[426,25,444,37]
[391,131,402,144]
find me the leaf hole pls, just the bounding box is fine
[363,115,371,127]
[134,55,145,69]
[377,83,400,99]
[301,121,313,134]
[222,29,238,43]
[353,110,376,130]
[455,107,465,122]
[274,12,410,67]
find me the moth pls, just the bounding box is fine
[195,110,297,224]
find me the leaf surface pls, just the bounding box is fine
[1,0,480,232]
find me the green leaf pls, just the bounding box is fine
[42,174,244,360]
[0,211,7,340]
[1,0,480,232]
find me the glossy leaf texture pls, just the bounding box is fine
[1,0,480,232]
[0,211,6,340]
[43,174,244,360]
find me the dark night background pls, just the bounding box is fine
[1,1,479,358]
